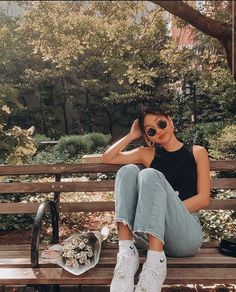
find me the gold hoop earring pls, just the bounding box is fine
[148,141,155,147]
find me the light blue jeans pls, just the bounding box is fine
[115,164,203,257]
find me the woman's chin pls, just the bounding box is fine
[156,134,169,144]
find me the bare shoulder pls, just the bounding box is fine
[138,146,156,167]
[192,145,209,162]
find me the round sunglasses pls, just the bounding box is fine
[145,119,167,137]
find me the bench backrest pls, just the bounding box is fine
[0,160,235,214]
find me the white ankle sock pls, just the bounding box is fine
[119,240,135,255]
[146,250,166,268]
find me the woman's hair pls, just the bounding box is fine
[137,107,169,134]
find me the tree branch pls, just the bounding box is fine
[151,0,231,41]
[151,0,235,79]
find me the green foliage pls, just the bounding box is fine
[57,135,93,157]
[28,146,81,165]
[178,122,226,149]
[196,67,236,122]
[200,189,236,241]
[178,122,236,160]
[85,132,111,152]
[0,1,235,154]
[0,124,36,165]
[0,191,52,231]
[200,210,236,241]
[57,133,110,157]
[28,133,110,164]
[0,214,34,231]
[208,125,236,159]
[33,134,51,151]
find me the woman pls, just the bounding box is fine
[101,108,210,292]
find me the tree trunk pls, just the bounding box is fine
[152,0,235,80]
[39,94,48,136]
[61,76,69,135]
[106,109,113,137]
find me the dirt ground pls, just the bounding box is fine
[0,211,117,245]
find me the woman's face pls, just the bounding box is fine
[143,113,174,145]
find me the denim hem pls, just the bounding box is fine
[133,228,165,245]
[115,218,133,235]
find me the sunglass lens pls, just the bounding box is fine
[157,120,167,129]
[147,128,156,137]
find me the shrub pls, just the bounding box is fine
[57,133,110,157]
[178,122,227,149]
[33,134,51,151]
[28,146,81,164]
[57,135,93,157]
[200,210,236,241]
[208,124,236,159]
[1,126,37,165]
[0,214,35,231]
[85,132,111,152]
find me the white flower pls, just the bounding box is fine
[79,242,86,249]
[60,234,94,268]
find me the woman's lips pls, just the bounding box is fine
[158,133,166,139]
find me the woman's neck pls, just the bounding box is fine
[161,136,183,152]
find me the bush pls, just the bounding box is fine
[57,135,93,157]
[28,133,110,164]
[57,133,110,157]
[33,134,51,151]
[0,214,35,231]
[28,146,81,164]
[208,124,236,159]
[178,122,227,149]
[1,126,37,165]
[85,132,111,152]
[200,210,236,241]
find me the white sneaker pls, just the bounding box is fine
[134,259,167,292]
[110,245,139,292]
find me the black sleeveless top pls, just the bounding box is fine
[150,144,197,201]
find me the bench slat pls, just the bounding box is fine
[0,198,235,214]
[0,177,235,195]
[0,247,235,267]
[0,255,235,269]
[1,245,235,285]
[0,160,235,176]
[0,181,115,194]
[0,267,235,285]
[0,242,219,251]
[211,178,236,189]
[0,164,124,175]
[210,160,236,171]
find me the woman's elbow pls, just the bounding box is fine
[101,154,110,164]
[202,195,211,208]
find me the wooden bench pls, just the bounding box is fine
[0,160,235,291]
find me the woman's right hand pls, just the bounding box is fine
[129,119,142,140]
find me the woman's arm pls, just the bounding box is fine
[101,119,152,165]
[183,146,211,213]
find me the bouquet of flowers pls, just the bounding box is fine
[41,227,109,276]
[59,233,95,268]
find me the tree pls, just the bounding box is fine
[152,0,235,80]
[0,1,234,144]
[17,1,190,136]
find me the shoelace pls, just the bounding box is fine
[137,262,162,291]
[114,252,136,279]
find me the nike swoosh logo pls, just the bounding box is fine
[130,246,134,249]
[160,259,165,263]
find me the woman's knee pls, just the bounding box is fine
[116,164,140,180]
[138,168,164,184]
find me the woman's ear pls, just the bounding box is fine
[168,116,174,129]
